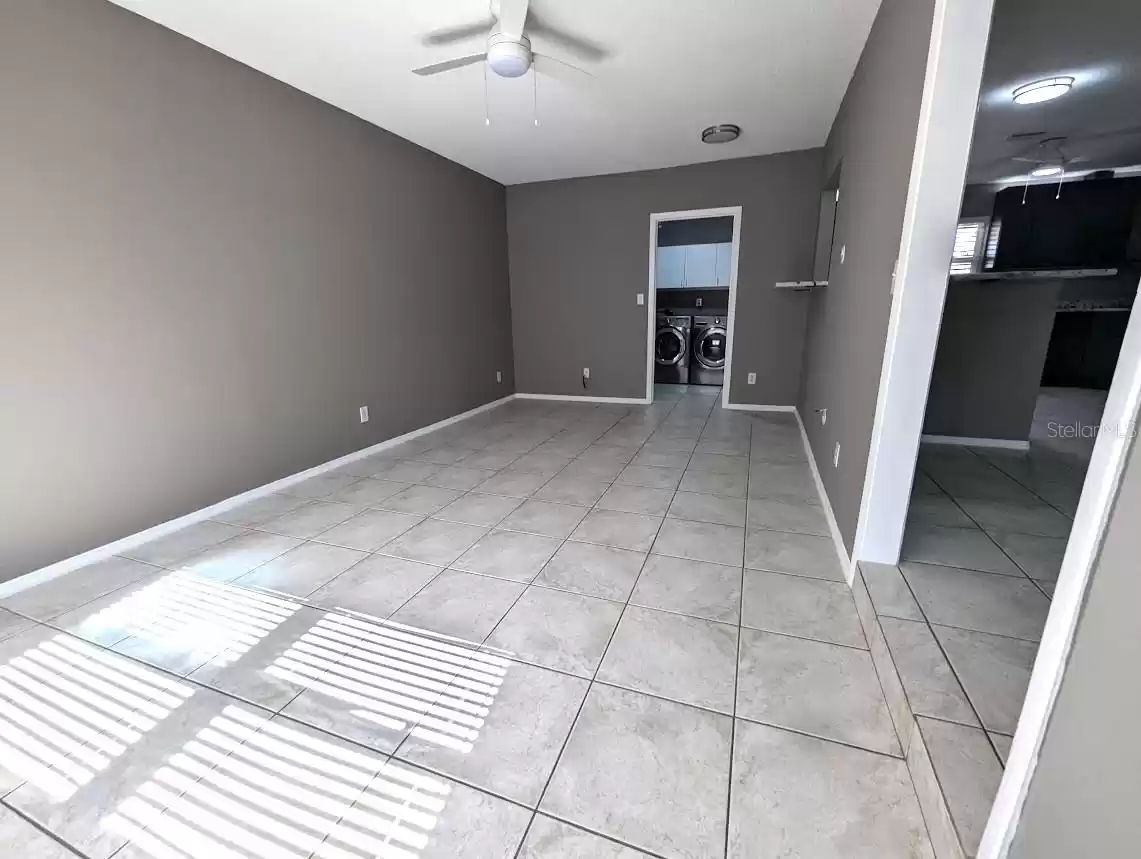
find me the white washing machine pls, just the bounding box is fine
[689,315,727,386]
[654,314,691,385]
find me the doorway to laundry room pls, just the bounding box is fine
[646,207,742,407]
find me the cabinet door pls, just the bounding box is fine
[715,242,733,286]
[656,246,686,289]
[684,243,718,288]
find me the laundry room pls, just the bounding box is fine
[653,213,735,392]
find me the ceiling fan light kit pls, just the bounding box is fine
[1012,76,1075,105]
[487,33,532,78]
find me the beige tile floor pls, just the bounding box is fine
[0,385,933,858]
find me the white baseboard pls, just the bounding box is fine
[921,433,1030,451]
[794,408,855,585]
[0,394,516,599]
[515,393,651,405]
[724,403,797,413]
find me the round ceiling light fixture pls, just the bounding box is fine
[1012,77,1074,105]
[1031,165,1064,177]
[702,124,741,144]
[487,34,533,78]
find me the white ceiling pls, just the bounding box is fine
[968,0,1141,183]
[111,0,882,185]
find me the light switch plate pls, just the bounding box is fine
[636,293,645,306]
[359,406,369,423]
[747,372,756,385]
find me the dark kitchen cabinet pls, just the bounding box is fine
[1041,311,1131,389]
[993,178,1141,271]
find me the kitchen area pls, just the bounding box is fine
[653,215,735,390]
[924,172,1141,449]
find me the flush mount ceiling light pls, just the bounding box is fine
[702,124,741,144]
[1012,77,1074,105]
[1031,165,1064,177]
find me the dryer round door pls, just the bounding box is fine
[656,326,686,366]
[689,323,725,369]
[693,326,727,369]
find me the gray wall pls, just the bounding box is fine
[923,280,1061,440]
[0,0,514,581]
[797,0,938,551]
[1009,432,1141,858]
[506,151,824,402]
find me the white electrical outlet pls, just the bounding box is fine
[583,367,590,380]
[359,406,369,423]
[636,293,645,306]
[496,370,503,383]
[840,245,847,265]
[747,372,756,385]
[833,443,840,468]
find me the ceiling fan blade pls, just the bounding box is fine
[534,53,594,82]
[422,17,496,46]
[498,0,530,38]
[527,15,606,62]
[412,53,487,76]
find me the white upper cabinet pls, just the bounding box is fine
[656,242,734,289]
[684,244,718,288]
[656,246,687,289]
[715,242,733,286]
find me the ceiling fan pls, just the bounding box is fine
[1009,137,1087,177]
[412,0,603,82]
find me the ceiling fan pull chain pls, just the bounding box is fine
[1056,169,1065,200]
[484,61,491,126]
[533,67,540,127]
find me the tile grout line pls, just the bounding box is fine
[891,525,1007,767]
[722,412,751,859]
[0,795,96,859]
[503,395,692,857]
[502,389,719,858]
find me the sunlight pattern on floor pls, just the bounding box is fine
[268,612,511,753]
[103,705,451,859]
[0,635,194,801]
[81,572,302,667]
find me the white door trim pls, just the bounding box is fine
[851,0,995,565]
[645,206,743,404]
[978,274,1141,858]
